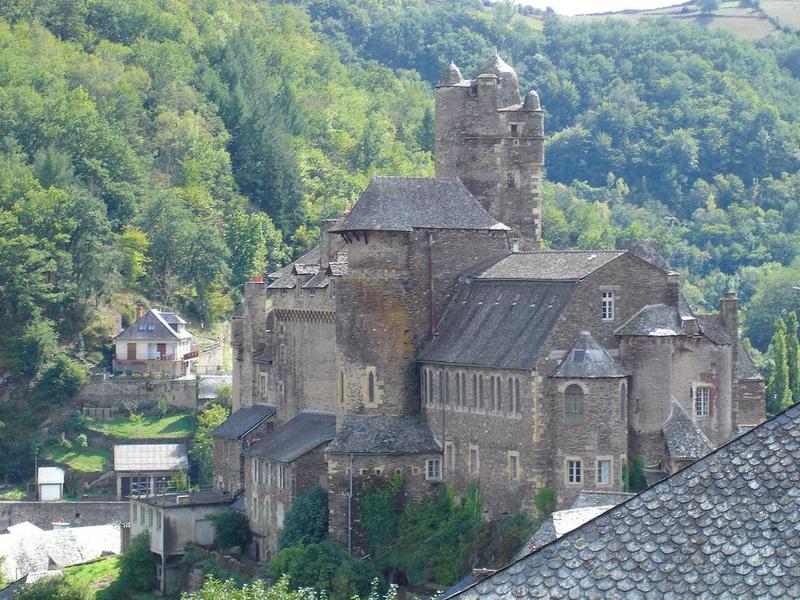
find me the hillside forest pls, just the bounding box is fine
[1,0,800,479]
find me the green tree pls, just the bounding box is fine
[208,510,251,549]
[623,456,648,493]
[279,485,329,549]
[189,403,229,484]
[786,312,800,403]
[534,486,556,519]
[7,319,59,377]
[13,575,87,600]
[767,317,793,415]
[182,575,394,600]
[116,532,158,593]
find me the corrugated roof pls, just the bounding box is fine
[552,331,627,378]
[331,177,508,233]
[662,398,715,461]
[244,412,335,463]
[419,279,576,370]
[327,415,441,455]
[37,467,64,485]
[113,444,188,472]
[449,403,800,599]
[211,404,276,440]
[475,251,625,281]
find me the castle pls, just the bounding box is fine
[212,54,765,561]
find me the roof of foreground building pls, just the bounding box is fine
[244,411,336,463]
[327,415,441,455]
[211,404,276,440]
[331,177,508,233]
[113,443,188,472]
[662,398,715,461]
[449,402,800,599]
[474,251,625,281]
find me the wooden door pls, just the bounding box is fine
[127,343,137,360]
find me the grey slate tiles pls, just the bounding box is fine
[327,415,441,455]
[450,402,800,599]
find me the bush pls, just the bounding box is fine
[182,574,395,600]
[6,319,59,378]
[35,355,88,401]
[279,485,328,549]
[114,532,158,594]
[623,456,648,493]
[268,541,380,600]
[14,575,88,600]
[208,510,251,549]
[535,486,556,519]
[360,475,404,571]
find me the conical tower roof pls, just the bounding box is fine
[553,331,627,378]
[437,61,464,86]
[476,53,521,108]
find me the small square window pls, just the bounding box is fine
[426,459,442,481]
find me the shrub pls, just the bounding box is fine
[35,355,88,401]
[268,541,380,600]
[76,433,88,448]
[279,485,328,549]
[7,319,59,378]
[623,456,648,493]
[182,574,395,600]
[534,486,556,519]
[208,510,251,549]
[360,475,404,570]
[115,532,158,593]
[14,574,88,600]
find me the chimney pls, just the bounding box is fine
[135,303,144,320]
[319,219,339,269]
[720,291,738,338]
[666,271,680,305]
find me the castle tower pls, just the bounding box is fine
[435,54,544,251]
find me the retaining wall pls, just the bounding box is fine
[0,500,129,531]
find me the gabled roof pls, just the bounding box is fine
[449,402,800,599]
[211,404,276,440]
[244,411,335,463]
[696,314,734,345]
[552,331,627,378]
[113,309,191,341]
[330,177,508,233]
[113,443,188,472]
[419,279,576,370]
[326,415,441,455]
[615,303,683,337]
[662,398,715,461]
[474,251,626,281]
[736,340,764,381]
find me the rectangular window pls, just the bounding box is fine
[568,459,582,484]
[267,461,272,487]
[511,377,521,415]
[508,452,519,481]
[478,375,484,409]
[597,459,611,485]
[469,446,480,477]
[253,460,260,484]
[445,442,455,472]
[426,458,442,481]
[156,511,162,531]
[695,386,710,416]
[440,371,449,406]
[460,372,467,407]
[427,369,434,407]
[506,172,516,188]
[510,123,519,136]
[277,464,286,489]
[602,291,615,321]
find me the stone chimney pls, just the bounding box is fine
[135,303,144,320]
[319,219,339,269]
[720,291,738,338]
[666,271,680,305]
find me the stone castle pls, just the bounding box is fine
[212,54,766,561]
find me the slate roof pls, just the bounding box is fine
[696,314,734,345]
[113,443,188,472]
[662,399,715,461]
[438,61,464,86]
[570,491,635,509]
[476,53,521,108]
[475,251,625,281]
[449,402,800,599]
[327,415,441,455]
[245,411,335,463]
[113,309,192,341]
[552,331,627,378]
[211,404,276,440]
[419,279,576,370]
[330,177,508,233]
[737,340,764,381]
[615,303,683,337]
[269,245,320,280]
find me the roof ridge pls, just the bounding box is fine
[450,402,800,599]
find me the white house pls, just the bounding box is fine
[112,307,198,378]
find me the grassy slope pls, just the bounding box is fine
[41,445,112,472]
[88,412,194,440]
[64,558,120,599]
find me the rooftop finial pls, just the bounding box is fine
[494,46,499,56]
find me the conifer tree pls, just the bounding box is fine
[785,311,800,404]
[767,317,792,415]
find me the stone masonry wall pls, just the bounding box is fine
[0,500,129,531]
[76,378,197,412]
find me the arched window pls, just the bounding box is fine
[565,384,584,424]
[619,381,627,422]
[368,372,375,405]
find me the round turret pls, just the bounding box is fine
[437,61,464,86]
[477,53,521,108]
[523,89,541,110]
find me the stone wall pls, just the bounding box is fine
[736,379,766,426]
[0,500,129,531]
[213,419,275,497]
[76,378,198,412]
[232,281,269,412]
